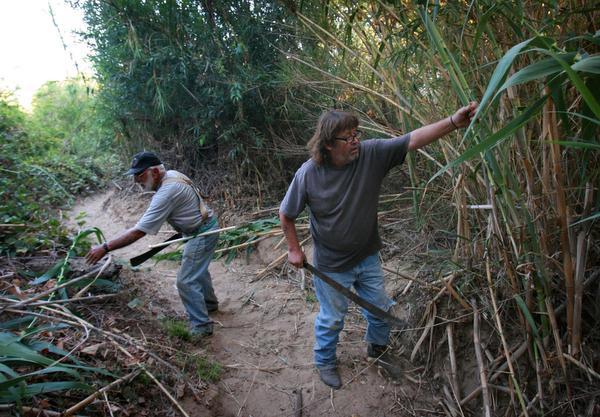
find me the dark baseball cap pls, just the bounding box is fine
[125,151,162,175]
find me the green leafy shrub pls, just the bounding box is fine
[0,229,117,406]
[0,82,119,256]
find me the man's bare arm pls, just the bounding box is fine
[408,102,478,151]
[85,228,146,265]
[279,212,306,268]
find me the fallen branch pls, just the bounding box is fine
[446,323,461,403]
[110,341,191,417]
[214,235,270,254]
[75,255,113,298]
[546,297,572,399]
[485,257,528,415]
[62,369,141,417]
[381,266,442,290]
[0,405,86,417]
[16,293,121,308]
[563,353,600,380]
[411,303,436,362]
[0,259,112,313]
[254,236,311,281]
[460,341,529,406]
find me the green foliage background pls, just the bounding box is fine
[0,80,117,255]
[77,0,310,198]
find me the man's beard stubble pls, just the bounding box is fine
[142,175,154,192]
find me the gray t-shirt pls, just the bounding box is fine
[280,135,410,272]
[136,170,214,235]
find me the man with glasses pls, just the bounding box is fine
[85,151,220,339]
[279,103,477,389]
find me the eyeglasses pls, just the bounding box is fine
[334,129,362,144]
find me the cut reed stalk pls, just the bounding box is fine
[485,257,529,415]
[572,182,593,357]
[447,323,461,402]
[472,298,492,417]
[545,89,575,345]
[545,297,573,399]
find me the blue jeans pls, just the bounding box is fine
[313,253,394,369]
[176,221,219,333]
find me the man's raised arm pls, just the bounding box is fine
[408,102,478,151]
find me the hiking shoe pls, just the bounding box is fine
[206,303,219,313]
[190,323,213,341]
[318,367,341,389]
[367,344,403,380]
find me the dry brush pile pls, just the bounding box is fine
[0,228,226,416]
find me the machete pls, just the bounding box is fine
[303,261,408,331]
[130,233,182,267]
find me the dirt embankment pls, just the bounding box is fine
[68,186,441,417]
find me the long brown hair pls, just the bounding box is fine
[307,110,359,165]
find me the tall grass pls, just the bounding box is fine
[285,1,599,413]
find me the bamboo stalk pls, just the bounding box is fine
[16,305,190,383]
[572,182,592,357]
[518,393,540,417]
[452,173,470,262]
[62,369,141,416]
[442,385,460,417]
[545,89,575,345]
[563,353,600,381]
[442,276,472,311]
[411,303,436,362]
[534,351,545,414]
[431,272,471,309]
[0,405,85,417]
[381,266,442,290]
[447,323,461,402]
[472,298,492,417]
[254,236,312,281]
[110,340,191,417]
[13,293,120,308]
[486,258,529,416]
[545,297,572,399]
[74,254,113,298]
[214,235,270,254]
[572,231,586,357]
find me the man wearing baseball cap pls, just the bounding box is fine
[86,151,220,339]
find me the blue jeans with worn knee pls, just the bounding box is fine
[313,252,394,369]
[176,220,219,332]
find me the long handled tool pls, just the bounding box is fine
[147,225,236,249]
[130,225,236,266]
[130,233,182,267]
[303,261,408,331]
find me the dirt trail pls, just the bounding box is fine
[68,186,435,417]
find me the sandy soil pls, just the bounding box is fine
[67,185,439,417]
